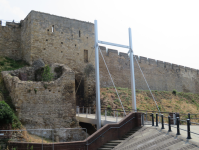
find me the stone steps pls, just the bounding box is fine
[112,127,199,150]
[97,127,141,150]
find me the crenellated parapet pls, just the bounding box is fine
[98,45,199,75]
[98,45,199,93]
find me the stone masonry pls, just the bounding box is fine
[1,10,199,110]
[1,63,87,141]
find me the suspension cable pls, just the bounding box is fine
[99,46,126,115]
[133,56,160,112]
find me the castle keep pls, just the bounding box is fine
[1,10,199,111]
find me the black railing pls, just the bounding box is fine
[147,113,199,139]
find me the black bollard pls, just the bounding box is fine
[187,119,191,139]
[161,114,165,129]
[176,117,180,135]
[188,113,191,125]
[151,113,154,126]
[168,116,172,132]
[156,113,158,127]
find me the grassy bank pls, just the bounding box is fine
[100,87,199,117]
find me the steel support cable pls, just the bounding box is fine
[99,46,126,115]
[134,56,160,112]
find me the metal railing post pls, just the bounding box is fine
[86,108,88,118]
[146,112,147,122]
[105,109,107,121]
[156,113,158,127]
[187,119,191,139]
[116,111,118,122]
[142,113,144,126]
[168,116,172,132]
[42,130,43,150]
[174,113,176,125]
[176,117,180,135]
[52,129,54,150]
[83,106,84,114]
[151,113,154,126]
[161,114,165,129]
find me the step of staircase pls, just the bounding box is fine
[97,127,141,150]
[112,127,199,150]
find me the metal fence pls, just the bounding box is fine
[0,128,87,150]
[140,112,199,140]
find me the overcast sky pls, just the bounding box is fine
[1,0,199,69]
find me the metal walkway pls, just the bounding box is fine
[76,114,123,126]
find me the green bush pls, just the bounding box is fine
[172,89,177,96]
[0,101,13,125]
[0,101,21,128]
[0,61,5,66]
[42,65,53,82]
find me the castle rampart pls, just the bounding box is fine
[98,46,199,94]
[1,10,199,110]
[0,21,22,60]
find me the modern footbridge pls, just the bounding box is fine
[76,107,125,126]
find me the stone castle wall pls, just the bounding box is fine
[0,21,22,60]
[1,10,199,110]
[1,64,87,141]
[28,11,95,73]
[2,64,76,129]
[99,46,199,93]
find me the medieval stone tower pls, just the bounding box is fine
[0,10,96,108]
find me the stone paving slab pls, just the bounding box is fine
[113,126,199,150]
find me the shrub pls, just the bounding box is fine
[0,101,13,125]
[0,61,5,66]
[42,65,53,82]
[172,89,177,96]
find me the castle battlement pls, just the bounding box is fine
[99,45,199,76]
[1,10,199,94]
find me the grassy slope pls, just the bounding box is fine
[0,56,28,128]
[100,87,199,122]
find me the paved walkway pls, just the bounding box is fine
[144,122,199,143]
[76,114,123,126]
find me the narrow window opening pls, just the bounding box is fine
[46,39,48,41]
[47,29,49,31]
[44,48,46,50]
[75,44,76,47]
[79,30,81,37]
[52,25,54,32]
[61,42,63,44]
[84,50,88,63]
[61,51,63,53]
[87,37,88,39]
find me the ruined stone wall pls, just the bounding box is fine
[99,46,199,93]
[1,64,78,129]
[0,21,21,60]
